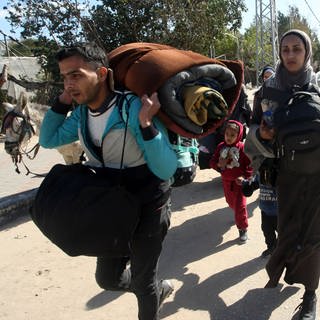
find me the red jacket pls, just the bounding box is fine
[210,120,252,181]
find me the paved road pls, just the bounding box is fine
[1,91,319,319]
[0,136,64,199]
[0,153,318,319]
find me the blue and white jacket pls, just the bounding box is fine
[39,92,178,181]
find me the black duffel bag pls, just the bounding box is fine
[30,163,141,257]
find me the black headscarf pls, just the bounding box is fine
[274,29,314,91]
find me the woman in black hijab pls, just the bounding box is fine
[245,29,320,320]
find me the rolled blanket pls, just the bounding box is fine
[157,63,236,134]
[108,42,244,138]
[182,85,228,126]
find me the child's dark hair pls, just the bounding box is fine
[225,121,240,132]
[55,42,109,68]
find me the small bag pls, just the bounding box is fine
[167,130,198,187]
[30,163,141,257]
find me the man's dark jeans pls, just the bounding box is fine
[95,198,171,320]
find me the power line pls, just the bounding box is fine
[0,30,22,46]
[0,30,31,51]
[304,0,320,26]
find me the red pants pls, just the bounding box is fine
[222,179,248,230]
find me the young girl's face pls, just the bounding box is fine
[263,70,273,81]
[224,127,238,145]
[280,34,306,74]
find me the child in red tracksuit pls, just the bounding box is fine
[210,120,253,242]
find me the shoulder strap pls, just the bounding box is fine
[116,91,136,123]
[114,91,136,175]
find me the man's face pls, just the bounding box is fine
[59,55,104,109]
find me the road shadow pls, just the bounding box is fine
[171,174,259,216]
[158,207,299,319]
[0,213,31,231]
[156,177,296,319]
[171,175,224,211]
[86,290,125,310]
[85,174,261,313]
[160,264,299,320]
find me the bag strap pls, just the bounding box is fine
[117,91,135,124]
[116,91,136,171]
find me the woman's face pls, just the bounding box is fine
[280,34,306,73]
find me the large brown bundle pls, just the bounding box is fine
[108,42,244,138]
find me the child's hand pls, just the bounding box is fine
[236,176,244,185]
[259,120,275,140]
[218,157,228,169]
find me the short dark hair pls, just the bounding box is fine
[55,42,109,68]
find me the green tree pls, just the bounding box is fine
[4,0,247,55]
[2,38,35,57]
[3,0,247,101]
[240,5,320,76]
[4,0,89,44]
[278,6,320,70]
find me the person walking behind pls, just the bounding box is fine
[259,179,278,257]
[39,42,178,320]
[258,65,275,84]
[243,65,278,258]
[242,171,278,258]
[210,120,253,243]
[245,29,320,320]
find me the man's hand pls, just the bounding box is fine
[139,92,161,128]
[59,90,73,105]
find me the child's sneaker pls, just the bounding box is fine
[239,229,248,243]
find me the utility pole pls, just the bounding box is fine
[255,0,279,85]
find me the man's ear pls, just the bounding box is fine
[97,67,108,81]
[107,68,115,91]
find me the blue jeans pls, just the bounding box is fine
[95,198,171,320]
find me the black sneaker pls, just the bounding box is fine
[239,229,248,243]
[159,279,174,309]
[296,292,317,320]
[261,247,274,258]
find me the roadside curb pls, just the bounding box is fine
[0,188,38,226]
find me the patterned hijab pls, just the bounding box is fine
[274,29,314,91]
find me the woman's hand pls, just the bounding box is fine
[139,93,161,128]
